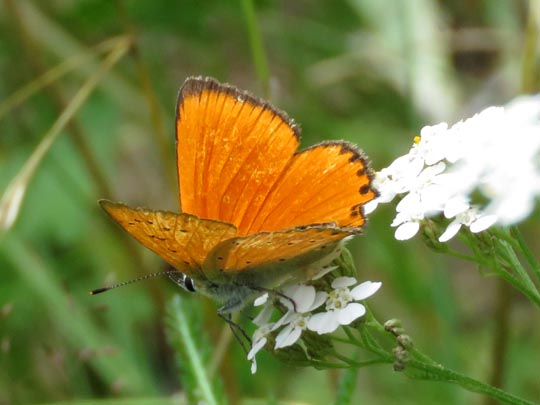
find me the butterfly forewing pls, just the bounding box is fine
[99,200,237,278]
[176,77,300,235]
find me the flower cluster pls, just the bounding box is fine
[365,95,540,241]
[248,276,381,373]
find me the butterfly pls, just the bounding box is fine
[99,76,376,314]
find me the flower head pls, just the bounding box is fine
[248,277,382,373]
[307,278,382,334]
[370,95,540,241]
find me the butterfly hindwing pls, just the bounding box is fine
[248,141,376,233]
[203,226,350,287]
[99,200,237,278]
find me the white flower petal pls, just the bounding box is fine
[331,276,357,289]
[438,220,462,242]
[252,301,274,326]
[253,293,268,306]
[307,311,340,334]
[350,281,382,300]
[394,221,420,240]
[444,197,470,218]
[363,199,379,214]
[247,336,267,361]
[273,310,294,330]
[310,291,328,311]
[280,284,316,312]
[336,303,366,325]
[251,359,257,374]
[275,324,302,349]
[470,214,498,233]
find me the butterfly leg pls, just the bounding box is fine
[217,311,251,355]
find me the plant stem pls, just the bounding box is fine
[240,0,270,96]
[406,359,538,405]
[510,226,540,284]
[484,278,512,405]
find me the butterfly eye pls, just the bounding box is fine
[184,276,196,292]
[168,272,196,292]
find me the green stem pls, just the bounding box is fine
[485,278,512,405]
[114,0,176,189]
[406,359,538,405]
[496,240,540,307]
[331,351,389,368]
[168,297,220,405]
[240,0,270,96]
[446,249,482,263]
[510,226,540,284]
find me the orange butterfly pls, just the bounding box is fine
[99,77,376,313]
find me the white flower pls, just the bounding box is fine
[248,278,382,372]
[248,284,327,371]
[273,284,327,349]
[369,95,540,241]
[307,278,382,334]
[248,322,274,374]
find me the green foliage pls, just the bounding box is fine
[165,296,226,405]
[0,0,539,404]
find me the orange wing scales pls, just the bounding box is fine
[247,141,376,233]
[177,77,300,235]
[204,226,349,275]
[176,78,376,235]
[99,200,237,278]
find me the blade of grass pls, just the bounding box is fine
[113,0,176,189]
[15,1,145,118]
[0,35,128,121]
[0,35,130,231]
[240,0,270,96]
[166,296,224,405]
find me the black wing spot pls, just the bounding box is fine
[217,256,224,261]
[179,229,188,233]
[157,237,166,241]
[278,258,286,262]
[287,241,295,246]
[146,220,154,224]
[245,260,252,264]
[168,248,178,253]
[149,234,156,239]
[309,239,316,243]
[233,241,241,246]
[163,226,171,231]
[183,260,190,265]
[356,167,367,176]
[359,184,371,195]
[134,218,142,223]
[128,222,135,225]
[350,204,364,218]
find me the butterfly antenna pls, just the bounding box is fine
[89,269,182,295]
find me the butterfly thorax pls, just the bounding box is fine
[194,280,262,313]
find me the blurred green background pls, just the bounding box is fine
[1,0,539,404]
